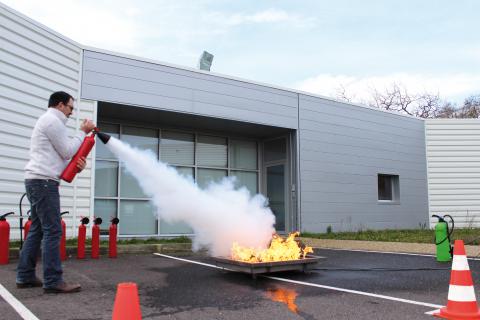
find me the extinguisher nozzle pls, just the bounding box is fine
[97,132,111,144]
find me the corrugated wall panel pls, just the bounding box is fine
[0,3,94,239]
[299,95,429,233]
[426,119,480,227]
[81,50,298,129]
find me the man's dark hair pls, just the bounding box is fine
[48,91,74,108]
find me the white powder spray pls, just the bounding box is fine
[105,137,276,256]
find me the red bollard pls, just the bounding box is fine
[60,211,69,261]
[109,218,119,258]
[91,217,102,259]
[23,210,32,240]
[0,212,14,265]
[77,217,89,259]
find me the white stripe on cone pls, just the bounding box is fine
[452,255,470,271]
[447,285,477,302]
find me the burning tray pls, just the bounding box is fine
[212,255,323,279]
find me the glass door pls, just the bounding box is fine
[266,164,286,231]
[263,137,288,232]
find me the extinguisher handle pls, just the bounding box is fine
[80,217,90,225]
[0,211,15,220]
[111,217,119,225]
[94,217,103,225]
[431,214,444,222]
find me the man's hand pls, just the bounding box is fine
[80,119,96,133]
[76,157,87,172]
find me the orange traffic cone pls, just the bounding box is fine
[112,282,142,320]
[434,240,480,319]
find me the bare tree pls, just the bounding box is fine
[370,83,444,118]
[335,84,353,103]
[335,82,479,119]
[457,95,480,118]
[436,101,458,118]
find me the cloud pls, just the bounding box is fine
[3,0,141,51]
[207,8,316,29]
[293,73,480,104]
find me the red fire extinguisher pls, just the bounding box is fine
[109,217,120,258]
[60,128,100,183]
[77,217,89,259]
[23,210,32,240]
[60,211,69,261]
[0,212,15,265]
[91,217,102,259]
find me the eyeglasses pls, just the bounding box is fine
[64,103,74,111]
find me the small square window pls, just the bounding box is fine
[378,174,399,202]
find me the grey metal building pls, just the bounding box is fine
[1,3,429,238]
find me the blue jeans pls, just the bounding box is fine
[17,179,63,288]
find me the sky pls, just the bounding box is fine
[4,0,480,104]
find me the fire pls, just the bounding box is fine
[231,231,313,262]
[266,286,298,314]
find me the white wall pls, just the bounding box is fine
[300,95,429,232]
[81,50,299,129]
[426,119,480,227]
[0,3,94,238]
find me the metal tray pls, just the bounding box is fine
[212,255,323,278]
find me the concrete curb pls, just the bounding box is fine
[7,243,194,260]
[300,238,480,257]
[7,238,480,260]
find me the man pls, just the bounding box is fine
[16,91,96,293]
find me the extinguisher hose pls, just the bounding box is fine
[19,192,27,250]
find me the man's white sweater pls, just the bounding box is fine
[25,108,86,181]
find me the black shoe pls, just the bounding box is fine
[16,278,43,289]
[43,282,81,294]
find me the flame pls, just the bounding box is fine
[231,231,313,262]
[266,287,298,314]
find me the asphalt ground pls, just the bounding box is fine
[0,249,479,320]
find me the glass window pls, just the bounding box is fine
[120,165,147,198]
[378,174,400,201]
[174,166,194,180]
[120,200,157,235]
[197,168,227,189]
[197,135,227,167]
[264,138,286,162]
[96,123,119,159]
[94,161,118,197]
[161,131,194,165]
[231,171,258,194]
[121,126,158,154]
[94,199,117,232]
[230,140,257,170]
[160,220,193,234]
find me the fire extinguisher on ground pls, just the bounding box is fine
[432,214,454,262]
[60,211,69,261]
[0,212,15,265]
[77,217,89,259]
[109,218,120,258]
[60,128,100,183]
[91,217,102,259]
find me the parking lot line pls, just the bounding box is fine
[264,276,444,309]
[321,248,480,261]
[153,253,228,270]
[0,284,39,320]
[154,253,444,310]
